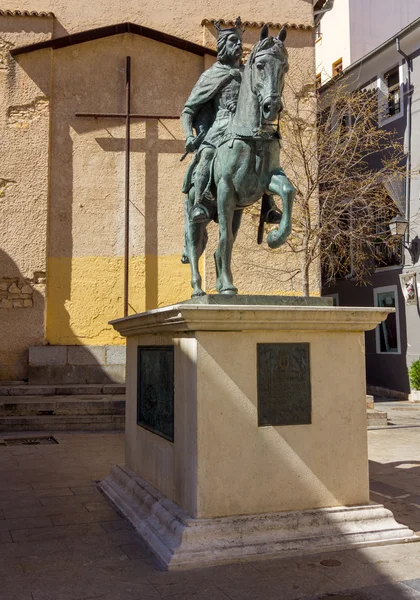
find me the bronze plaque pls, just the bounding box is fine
[137,346,174,442]
[257,343,311,426]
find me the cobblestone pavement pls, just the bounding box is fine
[1,419,420,600]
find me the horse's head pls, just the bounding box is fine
[248,25,289,123]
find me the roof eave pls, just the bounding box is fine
[10,21,217,57]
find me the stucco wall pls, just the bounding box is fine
[316,0,420,82]
[349,0,420,64]
[315,0,350,83]
[46,33,203,345]
[1,2,314,41]
[0,17,53,380]
[401,46,420,374]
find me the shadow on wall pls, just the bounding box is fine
[0,250,125,385]
[0,249,45,381]
[17,39,191,349]
[9,41,130,356]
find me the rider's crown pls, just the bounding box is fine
[213,16,245,40]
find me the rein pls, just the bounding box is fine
[223,80,281,142]
[249,60,282,134]
[224,41,286,142]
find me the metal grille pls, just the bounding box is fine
[0,436,58,446]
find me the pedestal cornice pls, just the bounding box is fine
[110,304,392,337]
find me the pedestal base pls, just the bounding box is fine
[100,465,416,571]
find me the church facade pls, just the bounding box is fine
[0,1,316,382]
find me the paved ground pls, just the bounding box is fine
[2,410,420,600]
[373,400,420,428]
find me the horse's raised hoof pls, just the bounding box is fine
[267,225,292,249]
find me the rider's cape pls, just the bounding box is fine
[182,62,242,194]
[183,62,241,122]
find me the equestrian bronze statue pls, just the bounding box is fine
[181,19,295,297]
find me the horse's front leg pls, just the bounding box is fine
[215,180,238,295]
[266,170,296,249]
[214,208,243,293]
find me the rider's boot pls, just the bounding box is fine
[189,151,213,223]
[190,200,211,223]
[265,195,283,224]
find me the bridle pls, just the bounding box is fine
[249,41,288,134]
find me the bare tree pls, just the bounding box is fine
[257,77,406,296]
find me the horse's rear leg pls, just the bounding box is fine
[189,222,207,297]
[215,182,238,295]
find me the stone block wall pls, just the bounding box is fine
[7,96,49,129]
[0,276,41,309]
[28,345,126,385]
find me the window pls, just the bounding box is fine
[332,58,343,77]
[316,73,322,90]
[374,286,400,354]
[385,66,401,117]
[378,65,403,124]
[315,22,322,43]
[329,99,352,133]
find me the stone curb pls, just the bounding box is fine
[0,384,125,396]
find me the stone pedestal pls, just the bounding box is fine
[101,298,416,569]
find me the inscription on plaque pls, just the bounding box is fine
[137,346,174,442]
[257,343,311,426]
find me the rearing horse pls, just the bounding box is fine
[183,25,295,296]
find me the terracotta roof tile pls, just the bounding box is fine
[0,9,54,17]
[201,18,313,31]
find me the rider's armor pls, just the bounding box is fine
[202,76,242,149]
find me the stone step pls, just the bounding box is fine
[0,415,124,432]
[367,408,388,427]
[28,345,126,385]
[0,384,125,396]
[0,395,125,416]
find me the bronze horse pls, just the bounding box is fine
[183,25,295,296]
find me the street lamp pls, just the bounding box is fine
[389,214,418,263]
[388,215,409,237]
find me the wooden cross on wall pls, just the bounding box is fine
[76,56,183,317]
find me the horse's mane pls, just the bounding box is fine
[247,37,288,67]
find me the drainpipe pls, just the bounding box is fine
[314,0,335,27]
[396,37,413,259]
